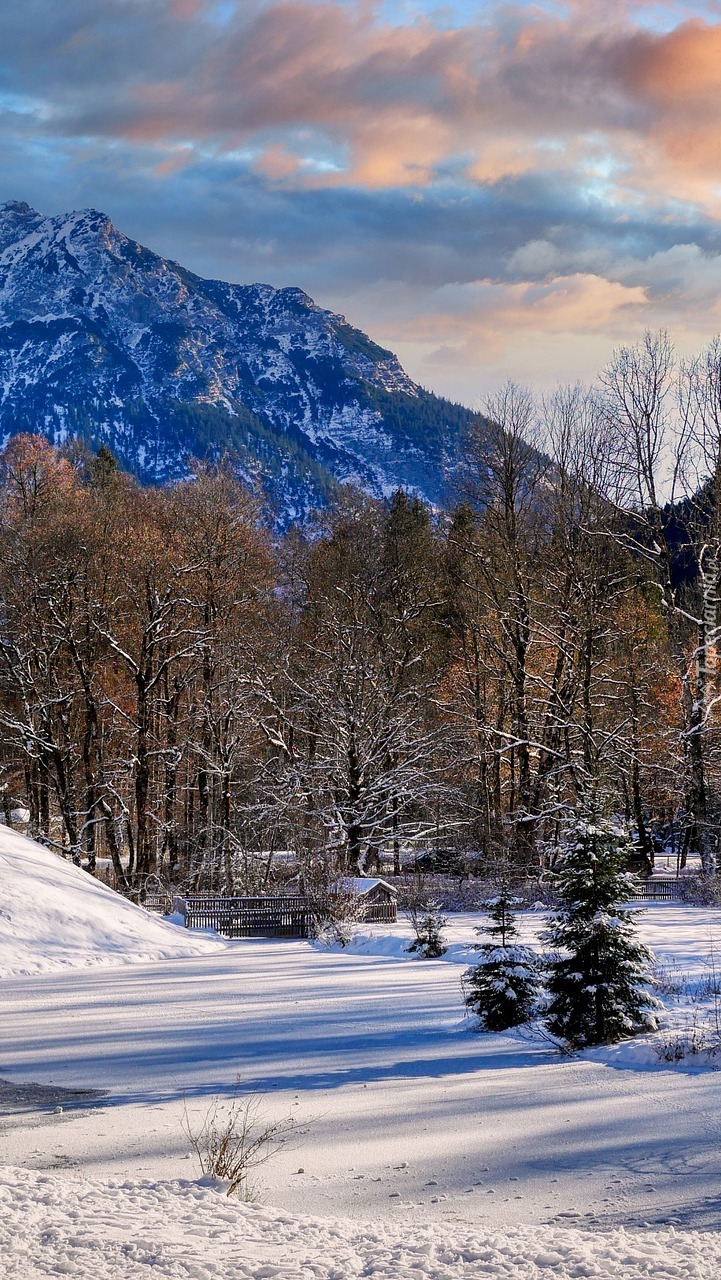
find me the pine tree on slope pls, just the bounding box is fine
[463,889,539,1031]
[544,815,658,1049]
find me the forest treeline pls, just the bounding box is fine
[2,330,721,896]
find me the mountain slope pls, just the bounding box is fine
[0,200,474,520]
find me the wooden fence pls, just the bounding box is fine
[143,893,172,915]
[177,896,310,938]
[175,893,397,935]
[627,880,684,901]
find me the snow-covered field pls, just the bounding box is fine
[3,1168,721,1280]
[1,830,721,1278]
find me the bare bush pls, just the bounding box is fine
[305,863,367,946]
[394,873,556,913]
[182,1084,295,1200]
[680,875,721,906]
[650,961,690,999]
[654,1012,719,1063]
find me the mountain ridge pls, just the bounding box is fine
[0,200,475,521]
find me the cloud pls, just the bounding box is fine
[4,2,721,199]
[3,2,721,400]
[432,274,649,334]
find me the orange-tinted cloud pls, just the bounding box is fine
[6,1,721,400]
[37,1,712,210]
[631,19,721,101]
[7,1,720,203]
[169,0,207,19]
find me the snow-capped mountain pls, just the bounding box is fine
[0,200,474,520]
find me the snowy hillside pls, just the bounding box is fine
[0,825,224,975]
[0,200,474,522]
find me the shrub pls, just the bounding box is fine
[407,899,447,957]
[183,1084,295,1201]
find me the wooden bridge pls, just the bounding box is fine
[176,896,310,938]
[626,879,684,901]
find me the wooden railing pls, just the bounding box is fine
[175,893,398,935]
[143,893,171,915]
[177,896,310,938]
[627,880,684,901]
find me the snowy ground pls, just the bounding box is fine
[2,831,721,1277]
[3,1167,721,1280]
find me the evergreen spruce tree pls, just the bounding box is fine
[90,443,120,489]
[408,899,447,957]
[463,889,539,1031]
[544,813,659,1048]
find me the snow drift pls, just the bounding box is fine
[0,825,225,976]
[2,1165,720,1280]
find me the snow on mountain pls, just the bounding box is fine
[0,824,224,976]
[0,200,474,521]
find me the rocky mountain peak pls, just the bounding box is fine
[0,201,473,524]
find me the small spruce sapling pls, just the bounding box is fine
[407,900,447,957]
[544,814,659,1048]
[463,889,539,1030]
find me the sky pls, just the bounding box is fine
[3,1,721,407]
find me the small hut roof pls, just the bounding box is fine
[339,877,398,897]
